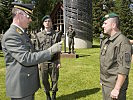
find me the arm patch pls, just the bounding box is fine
[125,53,131,62]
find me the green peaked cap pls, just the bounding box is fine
[102,12,119,21]
[42,15,51,22]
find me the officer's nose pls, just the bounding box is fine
[29,18,32,22]
[102,24,104,28]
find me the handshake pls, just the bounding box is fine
[48,41,62,55]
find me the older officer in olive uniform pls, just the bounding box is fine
[35,15,61,100]
[67,25,76,54]
[1,3,62,100]
[100,13,131,100]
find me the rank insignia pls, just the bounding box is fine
[16,28,23,35]
[104,45,107,50]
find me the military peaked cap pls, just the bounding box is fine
[42,15,51,22]
[12,2,34,15]
[102,13,119,21]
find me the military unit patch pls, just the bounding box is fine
[16,28,23,35]
[125,53,131,62]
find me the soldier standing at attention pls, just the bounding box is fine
[1,3,62,100]
[55,25,63,42]
[35,15,61,100]
[67,25,76,54]
[100,13,131,100]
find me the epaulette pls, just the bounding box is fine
[16,28,23,35]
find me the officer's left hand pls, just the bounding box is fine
[48,41,62,55]
[110,88,119,99]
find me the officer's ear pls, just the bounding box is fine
[112,22,117,29]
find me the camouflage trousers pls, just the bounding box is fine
[39,62,59,93]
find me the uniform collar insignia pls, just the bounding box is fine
[109,32,121,41]
[104,45,107,50]
[16,28,23,35]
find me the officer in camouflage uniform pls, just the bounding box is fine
[1,3,62,100]
[100,13,131,100]
[67,25,76,54]
[35,15,61,100]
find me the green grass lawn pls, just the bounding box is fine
[0,40,133,100]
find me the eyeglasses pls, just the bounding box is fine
[23,14,31,19]
[19,13,31,19]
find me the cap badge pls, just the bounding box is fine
[105,14,109,18]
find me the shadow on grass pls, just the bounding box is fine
[0,51,4,57]
[57,88,100,100]
[0,55,4,57]
[92,45,100,48]
[77,54,90,58]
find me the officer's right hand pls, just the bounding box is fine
[48,41,62,55]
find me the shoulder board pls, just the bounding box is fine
[16,28,23,35]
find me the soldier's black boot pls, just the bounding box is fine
[46,92,51,100]
[68,50,71,54]
[52,92,56,100]
[68,47,71,54]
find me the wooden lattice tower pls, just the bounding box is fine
[64,0,92,48]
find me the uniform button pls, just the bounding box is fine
[28,74,30,76]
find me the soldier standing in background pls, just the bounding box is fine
[100,13,131,100]
[55,25,63,42]
[30,32,38,49]
[67,25,76,54]
[35,15,61,100]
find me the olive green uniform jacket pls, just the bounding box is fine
[100,32,131,89]
[67,29,75,52]
[2,24,51,98]
[35,30,60,62]
[67,29,75,38]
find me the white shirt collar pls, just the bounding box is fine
[12,23,25,33]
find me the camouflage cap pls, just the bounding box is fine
[102,13,119,21]
[42,15,51,22]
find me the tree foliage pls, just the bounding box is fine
[92,0,133,39]
[0,0,60,33]
[118,0,133,39]
[0,0,13,33]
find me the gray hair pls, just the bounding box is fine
[11,8,24,18]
